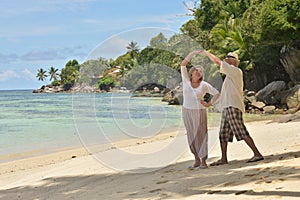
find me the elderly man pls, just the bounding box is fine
[200,50,264,165]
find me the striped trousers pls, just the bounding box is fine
[182,107,208,159]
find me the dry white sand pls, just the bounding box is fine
[0,120,299,200]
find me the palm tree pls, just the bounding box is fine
[48,66,59,81]
[210,17,246,56]
[126,41,139,59]
[36,68,48,82]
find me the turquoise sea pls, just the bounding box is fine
[0,90,184,163]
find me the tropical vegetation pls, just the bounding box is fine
[37,0,299,92]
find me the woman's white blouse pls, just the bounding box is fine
[181,66,219,109]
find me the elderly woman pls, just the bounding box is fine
[181,50,220,169]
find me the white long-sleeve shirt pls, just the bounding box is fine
[181,66,219,109]
[219,61,245,112]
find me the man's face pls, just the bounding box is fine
[224,56,239,67]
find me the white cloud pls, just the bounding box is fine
[84,13,186,33]
[0,26,63,38]
[0,70,20,82]
[87,35,128,60]
[0,53,19,63]
[22,69,36,81]
[136,14,182,25]
[86,28,179,60]
[0,46,88,64]
[20,49,65,61]
[0,0,98,17]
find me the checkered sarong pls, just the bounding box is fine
[219,107,250,142]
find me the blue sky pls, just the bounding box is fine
[0,0,193,90]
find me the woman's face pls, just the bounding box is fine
[191,68,203,80]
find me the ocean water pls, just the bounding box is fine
[0,90,183,162]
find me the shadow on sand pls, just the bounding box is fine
[1,150,299,200]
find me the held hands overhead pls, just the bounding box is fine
[183,50,206,65]
[185,50,206,61]
[188,50,205,57]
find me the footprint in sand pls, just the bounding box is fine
[255,180,264,184]
[156,180,169,184]
[277,171,290,175]
[149,188,162,193]
[234,190,250,195]
[163,169,176,173]
[255,176,270,184]
[207,190,222,194]
[278,156,284,160]
[127,192,138,196]
[244,173,258,177]
[278,178,286,181]
[223,182,234,186]
[159,193,169,198]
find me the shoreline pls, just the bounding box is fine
[0,128,182,176]
[0,120,300,200]
[0,115,285,175]
[0,120,299,199]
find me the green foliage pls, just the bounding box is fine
[194,0,224,30]
[60,59,80,89]
[137,47,182,71]
[36,68,48,82]
[180,20,203,44]
[78,58,109,86]
[180,0,298,90]
[120,63,181,90]
[98,76,116,91]
[51,79,60,86]
[126,41,140,59]
[65,59,80,70]
[168,33,203,58]
[48,66,59,81]
[111,52,136,71]
[258,0,300,47]
[149,33,168,49]
[36,0,299,92]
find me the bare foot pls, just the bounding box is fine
[210,159,228,166]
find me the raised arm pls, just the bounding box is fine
[181,50,203,80]
[202,50,222,66]
[181,50,203,67]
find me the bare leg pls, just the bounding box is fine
[210,142,228,166]
[220,142,229,163]
[244,136,263,157]
[194,155,201,167]
[200,155,208,167]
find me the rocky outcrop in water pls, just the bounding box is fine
[32,85,65,93]
[162,83,183,105]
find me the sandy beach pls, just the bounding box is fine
[0,120,299,200]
